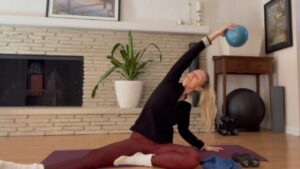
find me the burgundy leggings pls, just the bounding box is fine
[44,132,200,169]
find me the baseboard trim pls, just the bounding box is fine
[285,126,300,136]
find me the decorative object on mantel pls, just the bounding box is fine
[185,0,205,26]
[187,0,193,25]
[46,0,120,21]
[177,20,185,25]
[264,0,293,53]
[195,0,203,26]
[91,31,162,108]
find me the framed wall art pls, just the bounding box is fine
[46,0,120,21]
[264,0,293,53]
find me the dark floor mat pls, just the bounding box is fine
[41,144,267,166]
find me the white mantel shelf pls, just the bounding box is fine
[0,15,209,35]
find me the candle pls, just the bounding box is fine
[196,0,202,11]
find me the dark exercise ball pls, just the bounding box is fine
[225,88,266,131]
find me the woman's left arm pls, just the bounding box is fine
[207,23,236,42]
[177,101,205,149]
[202,145,224,152]
[177,101,224,152]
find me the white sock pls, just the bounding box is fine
[113,152,153,167]
[0,160,44,169]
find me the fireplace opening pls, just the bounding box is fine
[0,54,83,106]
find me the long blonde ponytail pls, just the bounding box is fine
[199,85,217,132]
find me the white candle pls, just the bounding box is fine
[196,0,202,11]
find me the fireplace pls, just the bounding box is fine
[0,54,83,106]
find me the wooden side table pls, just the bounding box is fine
[213,56,274,115]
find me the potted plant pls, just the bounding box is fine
[91,31,161,108]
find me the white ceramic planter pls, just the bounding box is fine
[114,80,143,108]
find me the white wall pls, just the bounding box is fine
[0,0,197,24]
[262,0,300,135]
[259,0,300,135]
[203,0,263,30]
[0,0,46,16]
[297,0,300,136]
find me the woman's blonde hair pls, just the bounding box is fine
[201,71,210,89]
[199,85,217,132]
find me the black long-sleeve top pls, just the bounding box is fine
[130,38,210,149]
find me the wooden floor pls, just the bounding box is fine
[0,130,300,169]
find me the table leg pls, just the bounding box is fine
[256,74,260,96]
[269,73,273,87]
[222,72,227,115]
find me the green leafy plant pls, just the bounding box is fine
[91,31,162,98]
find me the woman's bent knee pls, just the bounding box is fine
[178,148,201,169]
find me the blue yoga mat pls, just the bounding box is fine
[199,145,268,162]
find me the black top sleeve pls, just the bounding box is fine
[177,102,205,149]
[162,41,206,83]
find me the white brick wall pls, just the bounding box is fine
[0,108,205,136]
[0,25,208,136]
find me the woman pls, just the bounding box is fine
[0,23,235,169]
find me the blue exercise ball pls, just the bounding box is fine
[225,25,248,47]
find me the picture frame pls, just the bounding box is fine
[46,0,120,21]
[264,0,293,53]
